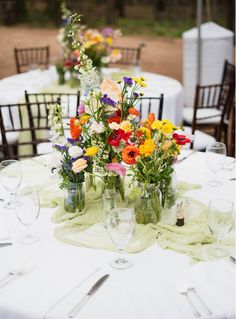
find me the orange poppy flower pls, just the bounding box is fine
[128,107,140,117]
[70,118,82,139]
[107,115,121,124]
[147,113,155,128]
[122,145,140,165]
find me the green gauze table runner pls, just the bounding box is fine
[20,157,235,261]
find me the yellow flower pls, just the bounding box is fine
[162,141,172,151]
[72,158,88,173]
[133,77,147,87]
[151,120,162,130]
[138,127,151,139]
[120,120,132,133]
[139,139,155,157]
[85,146,99,156]
[106,37,113,45]
[161,124,174,134]
[80,115,91,124]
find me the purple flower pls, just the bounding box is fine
[101,27,114,37]
[54,144,66,152]
[77,103,85,115]
[133,92,139,98]
[124,77,133,86]
[100,94,116,107]
[67,138,81,145]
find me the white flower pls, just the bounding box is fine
[101,56,110,64]
[90,121,105,134]
[68,146,84,158]
[109,122,120,130]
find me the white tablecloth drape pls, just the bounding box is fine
[0,151,235,319]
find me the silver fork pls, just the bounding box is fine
[188,287,212,316]
[180,290,201,318]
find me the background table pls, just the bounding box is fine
[0,67,184,125]
[0,151,235,319]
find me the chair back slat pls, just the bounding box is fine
[108,44,144,67]
[14,46,50,73]
[0,101,56,160]
[134,96,164,121]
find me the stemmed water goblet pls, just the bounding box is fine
[205,142,226,186]
[0,160,22,209]
[107,207,135,270]
[15,191,40,244]
[207,199,234,258]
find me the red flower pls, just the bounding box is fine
[64,60,73,68]
[115,110,121,117]
[108,129,125,147]
[107,115,121,124]
[173,133,191,145]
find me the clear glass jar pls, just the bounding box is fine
[64,182,85,213]
[134,184,162,224]
[162,170,177,209]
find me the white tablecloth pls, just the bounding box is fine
[0,151,235,319]
[0,67,183,125]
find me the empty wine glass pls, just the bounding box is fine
[0,160,22,209]
[15,191,40,244]
[107,207,135,270]
[207,199,234,258]
[205,142,226,186]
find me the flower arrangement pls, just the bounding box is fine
[83,27,122,68]
[56,3,121,87]
[48,103,98,188]
[50,9,192,221]
[121,115,191,207]
[75,76,146,197]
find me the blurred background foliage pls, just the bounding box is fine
[0,0,234,37]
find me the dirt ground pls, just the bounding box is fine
[0,26,183,82]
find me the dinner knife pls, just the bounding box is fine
[68,274,109,318]
[229,256,236,264]
[177,151,197,163]
[0,242,12,248]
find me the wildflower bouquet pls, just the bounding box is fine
[48,102,96,212]
[122,114,191,212]
[74,76,147,197]
[83,27,121,68]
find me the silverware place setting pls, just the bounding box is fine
[177,282,212,318]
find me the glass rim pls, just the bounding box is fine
[0,159,20,166]
[208,199,234,210]
[206,142,226,149]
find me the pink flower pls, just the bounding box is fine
[78,103,85,115]
[106,163,126,177]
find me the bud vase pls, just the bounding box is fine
[134,184,162,224]
[64,182,85,213]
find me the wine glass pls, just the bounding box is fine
[15,191,40,244]
[207,199,234,258]
[205,142,226,186]
[0,160,22,209]
[107,207,135,270]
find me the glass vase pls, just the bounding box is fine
[64,182,85,213]
[102,189,121,228]
[161,171,177,209]
[134,184,162,224]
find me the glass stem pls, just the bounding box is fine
[117,248,124,261]
[9,192,15,203]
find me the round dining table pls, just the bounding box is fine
[0,66,184,125]
[0,150,235,319]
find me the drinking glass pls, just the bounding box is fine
[107,207,135,270]
[205,142,226,186]
[15,191,40,244]
[0,160,22,209]
[207,199,234,258]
